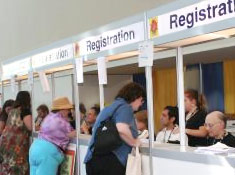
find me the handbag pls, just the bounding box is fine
[126,147,142,175]
[93,104,123,155]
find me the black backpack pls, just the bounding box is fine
[93,104,123,155]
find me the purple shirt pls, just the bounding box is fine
[38,112,73,150]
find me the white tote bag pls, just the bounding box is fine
[126,147,141,175]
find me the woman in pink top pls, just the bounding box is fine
[29,97,76,175]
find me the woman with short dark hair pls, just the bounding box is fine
[0,91,32,175]
[85,82,146,175]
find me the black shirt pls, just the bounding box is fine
[207,132,235,147]
[20,108,32,120]
[186,110,207,147]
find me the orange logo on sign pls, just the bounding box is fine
[149,17,159,39]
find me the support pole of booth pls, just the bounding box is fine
[199,63,203,94]
[99,84,105,110]
[143,12,154,175]
[18,80,21,92]
[73,63,81,175]
[51,73,55,101]
[1,81,4,107]
[97,57,107,111]
[176,47,186,147]
[28,66,35,137]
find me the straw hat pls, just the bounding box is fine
[51,97,73,110]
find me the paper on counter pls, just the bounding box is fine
[194,142,235,155]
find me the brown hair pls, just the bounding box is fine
[135,110,148,128]
[37,104,49,114]
[115,82,146,104]
[185,89,207,111]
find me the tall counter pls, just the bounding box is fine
[77,135,235,175]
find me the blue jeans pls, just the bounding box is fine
[29,139,64,175]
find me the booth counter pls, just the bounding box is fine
[77,135,235,175]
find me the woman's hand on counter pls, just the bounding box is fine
[68,130,77,138]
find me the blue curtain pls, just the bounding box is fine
[133,73,147,110]
[202,62,224,112]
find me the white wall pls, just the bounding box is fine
[79,74,132,110]
[2,83,18,101]
[184,68,200,92]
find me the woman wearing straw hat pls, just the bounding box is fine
[29,97,76,175]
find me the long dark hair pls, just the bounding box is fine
[115,82,146,104]
[0,99,14,119]
[13,91,31,110]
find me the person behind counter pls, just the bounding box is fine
[185,89,208,146]
[205,111,235,147]
[0,99,14,135]
[81,106,100,134]
[84,82,146,175]
[0,91,32,175]
[35,104,49,131]
[155,106,186,144]
[29,97,76,175]
[135,110,148,135]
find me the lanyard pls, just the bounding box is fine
[163,127,175,143]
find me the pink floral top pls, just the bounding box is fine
[38,112,73,150]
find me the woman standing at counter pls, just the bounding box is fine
[84,82,146,175]
[185,89,208,146]
[0,91,32,175]
[29,97,76,175]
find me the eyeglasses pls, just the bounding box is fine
[204,122,221,128]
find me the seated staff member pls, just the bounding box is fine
[205,111,235,147]
[81,106,100,134]
[155,106,187,144]
[185,89,208,146]
[35,104,49,131]
[84,82,145,175]
[135,110,148,135]
[29,97,76,175]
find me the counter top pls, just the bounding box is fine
[77,135,235,168]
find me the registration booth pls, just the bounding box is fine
[1,0,235,175]
[78,0,235,175]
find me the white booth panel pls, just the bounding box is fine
[104,75,132,105]
[79,75,100,110]
[152,157,235,175]
[32,77,52,118]
[80,145,89,175]
[184,68,200,92]
[21,80,30,91]
[79,75,132,110]
[3,83,19,102]
[54,75,73,103]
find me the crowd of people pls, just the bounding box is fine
[0,82,234,175]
